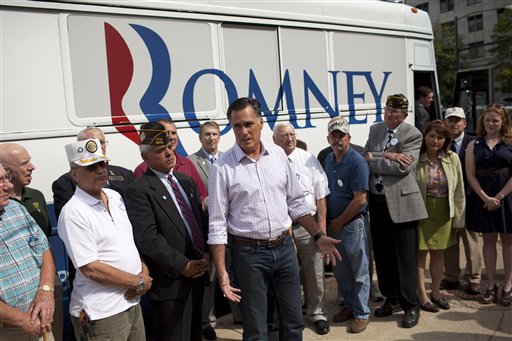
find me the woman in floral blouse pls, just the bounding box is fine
[416,120,466,313]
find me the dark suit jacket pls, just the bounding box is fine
[124,169,208,301]
[52,165,133,219]
[52,165,134,219]
[458,132,476,191]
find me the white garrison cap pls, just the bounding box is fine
[65,138,109,167]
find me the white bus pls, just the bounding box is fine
[1,0,439,336]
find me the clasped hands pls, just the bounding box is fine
[182,253,210,278]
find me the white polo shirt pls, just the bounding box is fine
[58,187,142,320]
[288,147,330,215]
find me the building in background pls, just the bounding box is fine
[407,0,512,131]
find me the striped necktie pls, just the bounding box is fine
[383,130,394,152]
[168,176,205,256]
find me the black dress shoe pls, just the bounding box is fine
[420,301,439,313]
[314,320,330,335]
[203,326,217,340]
[402,307,420,328]
[466,283,481,295]
[431,295,450,310]
[374,299,401,317]
[440,279,459,290]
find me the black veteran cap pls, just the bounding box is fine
[386,94,409,109]
[139,122,169,145]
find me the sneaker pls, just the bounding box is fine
[350,318,369,333]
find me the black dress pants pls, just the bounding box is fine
[369,194,420,311]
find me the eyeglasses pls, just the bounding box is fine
[384,107,406,116]
[84,161,108,172]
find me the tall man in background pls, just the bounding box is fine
[442,107,482,295]
[188,121,228,340]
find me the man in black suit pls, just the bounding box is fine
[125,122,209,341]
[52,126,134,219]
[442,107,482,295]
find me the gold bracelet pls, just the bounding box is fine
[38,285,54,292]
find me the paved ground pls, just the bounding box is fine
[210,240,511,340]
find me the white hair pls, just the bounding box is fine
[272,121,294,136]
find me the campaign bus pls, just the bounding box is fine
[1,0,440,337]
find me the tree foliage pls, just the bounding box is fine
[489,8,512,96]
[433,23,457,106]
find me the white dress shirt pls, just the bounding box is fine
[208,142,310,244]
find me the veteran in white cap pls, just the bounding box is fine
[442,107,482,295]
[57,138,152,341]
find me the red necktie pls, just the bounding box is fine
[168,176,205,256]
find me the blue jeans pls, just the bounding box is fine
[333,218,371,319]
[231,234,303,341]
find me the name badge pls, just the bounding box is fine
[108,175,124,181]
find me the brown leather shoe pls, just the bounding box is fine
[333,307,353,323]
[350,318,369,333]
[466,283,480,295]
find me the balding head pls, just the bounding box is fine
[272,122,296,155]
[0,143,35,193]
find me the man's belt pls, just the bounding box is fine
[230,230,290,248]
[476,167,509,177]
[371,194,387,202]
[345,213,364,226]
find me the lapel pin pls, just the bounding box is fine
[162,195,167,200]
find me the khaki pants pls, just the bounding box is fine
[70,304,145,341]
[0,323,55,341]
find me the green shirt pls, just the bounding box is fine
[13,187,52,237]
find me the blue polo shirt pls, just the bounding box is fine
[324,148,369,220]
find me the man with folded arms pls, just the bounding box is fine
[364,94,427,328]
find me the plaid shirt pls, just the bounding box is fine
[0,200,49,312]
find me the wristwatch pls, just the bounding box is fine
[313,231,325,241]
[39,285,54,292]
[135,277,145,293]
[498,193,505,200]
